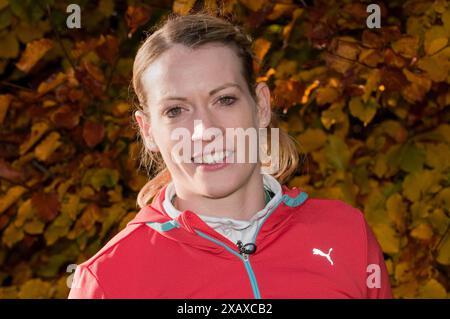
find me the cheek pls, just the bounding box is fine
[224,103,257,128]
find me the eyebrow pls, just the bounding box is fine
[159,83,242,103]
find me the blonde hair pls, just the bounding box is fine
[131,11,300,209]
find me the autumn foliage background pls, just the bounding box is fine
[0,0,449,298]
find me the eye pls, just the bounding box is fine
[217,95,237,106]
[165,106,183,118]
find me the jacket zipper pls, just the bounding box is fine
[241,252,261,299]
[193,195,290,299]
[194,230,261,299]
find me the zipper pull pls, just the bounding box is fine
[237,240,257,261]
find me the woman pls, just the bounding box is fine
[68,12,392,299]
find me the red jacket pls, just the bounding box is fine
[68,185,392,299]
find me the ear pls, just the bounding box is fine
[254,82,271,128]
[134,110,159,152]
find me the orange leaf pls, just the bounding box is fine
[31,192,60,222]
[16,39,53,73]
[82,121,105,148]
[126,5,152,37]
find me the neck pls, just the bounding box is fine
[172,166,266,221]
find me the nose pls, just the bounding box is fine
[191,112,224,143]
[190,109,226,159]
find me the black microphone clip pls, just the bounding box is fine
[236,240,257,255]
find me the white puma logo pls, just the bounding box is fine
[312,248,334,266]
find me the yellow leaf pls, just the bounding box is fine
[433,0,448,14]
[410,223,434,241]
[0,185,27,214]
[443,10,450,35]
[403,67,432,85]
[34,131,62,162]
[172,0,196,15]
[320,107,345,130]
[79,185,95,199]
[395,261,414,283]
[402,170,441,202]
[406,16,424,37]
[358,48,383,67]
[424,26,448,55]
[296,128,327,153]
[107,185,123,203]
[335,38,359,60]
[23,218,45,235]
[324,134,351,171]
[385,258,393,275]
[60,194,81,220]
[266,3,296,20]
[44,214,72,245]
[16,38,53,73]
[276,59,298,79]
[0,32,19,58]
[316,87,340,105]
[393,281,419,298]
[425,143,450,170]
[410,200,434,221]
[15,199,35,228]
[436,187,450,211]
[0,0,8,10]
[386,193,406,232]
[363,69,380,103]
[2,223,24,248]
[402,68,432,103]
[436,234,450,265]
[119,212,137,230]
[18,279,52,299]
[0,94,13,124]
[373,151,389,177]
[417,278,447,299]
[427,37,448,55]
[436,124,450,144]
[239,0,265,11]
[52,276,71,299]
[288,175,311,189]
[372,222,400,254]
[391,36,419,58]
[98,0,115,16]
[14,20,51,44]
[428,208,449,235]
[37,72,66,95]
[417,55,450,82]
[20,121,50,155]
[297,66,327,82]
[0,286,19,299]
[349,96,378,126]
[253,37,271,65]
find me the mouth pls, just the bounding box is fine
[191,150,234,165]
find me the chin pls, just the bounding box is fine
[193,164,255,197]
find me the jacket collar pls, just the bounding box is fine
[127,183,309,256]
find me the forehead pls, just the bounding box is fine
[141,43,245,104]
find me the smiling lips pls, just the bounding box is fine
[191,150,234,164]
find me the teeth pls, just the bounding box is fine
[193,151,232,164]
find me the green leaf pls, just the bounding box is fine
[0,32,19,58]
[296,128,327,152]
[402,170,441,202]
[417,279,447,298]
[349,96,378,127]
[325,135,351,171]
[82,168,120,191]
[398,142,425,173]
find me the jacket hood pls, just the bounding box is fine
[127,183,309,256]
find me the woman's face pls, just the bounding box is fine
[135,43,271,198]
